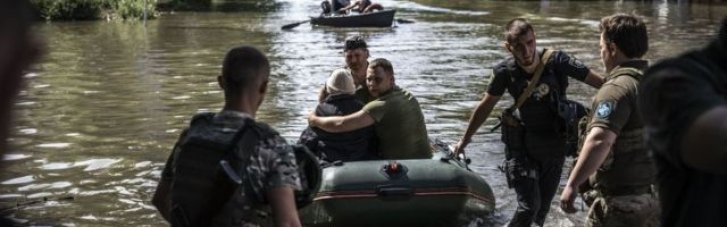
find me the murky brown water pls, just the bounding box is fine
[1,0,724,225]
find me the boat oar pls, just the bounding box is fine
[395,18,415,24]
[281,20,310,30]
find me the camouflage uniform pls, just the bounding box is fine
[584,60,659,227]
[161,111,301,227]
[586,192,659,227]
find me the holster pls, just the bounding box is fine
[499,108,526,160]
[498,108,535,188]
[499,158,537,189]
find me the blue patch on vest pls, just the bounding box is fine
[596,101,613,119]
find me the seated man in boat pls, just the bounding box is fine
[343,36,374,103]
[320,0,350,15]
[338,0,384,14]
[298,69,378,162]
[308,58,432,160]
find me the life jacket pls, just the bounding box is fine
[169,113,276,226]
[587,67,656,191]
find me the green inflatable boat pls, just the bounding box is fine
[299,142,496,226]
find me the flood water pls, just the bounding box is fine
[1,0,724,226]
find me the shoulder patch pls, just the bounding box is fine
[596,100,615,119]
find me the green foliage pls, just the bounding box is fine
[31,0,157,21]
[113,0,158,20]
[32,0,103,20]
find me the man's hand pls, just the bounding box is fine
[453,138,470,155]
[307,111,318,127]
[560,184,578,213]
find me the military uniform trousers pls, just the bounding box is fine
[586,191,660,227]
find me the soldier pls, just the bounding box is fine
[560,14,659,227]
[638,18,727,226]
[308,58,431,159]
[152,46,302,227]
[453,18,603,227]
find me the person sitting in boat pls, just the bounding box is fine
[308,58,432,160]
[338,0,384,14]
[320,0,350,15]
[298,69,378,162]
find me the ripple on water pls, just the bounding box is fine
[1,176,34,185]
[40,162,74,170]
[134,161,152,169]
[50,181,73,189]
[3,153,32,161]
[74,158,122,171]
[18,128,37,135]
[18,183,51,192]
[36,143,72,149]
[26,192,53,199]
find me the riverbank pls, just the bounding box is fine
[32,0,158,21]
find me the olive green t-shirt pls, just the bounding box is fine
[362,86,431,159]
[588,60,648,134]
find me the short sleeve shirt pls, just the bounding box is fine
[588,60,648,134]
[486,49,590,150]
[362,86,431,159]
[487,49,589,97]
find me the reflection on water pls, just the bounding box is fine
[1,0,724,225]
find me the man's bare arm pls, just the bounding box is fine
[308,110,375,133]
[454,93,501,153]
[560,127,617,212]
[267,186,302,227]
[584,70,604,88]
[565,127,617,188]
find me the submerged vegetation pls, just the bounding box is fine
[31,0,158,21]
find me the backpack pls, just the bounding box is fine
[557,99,589,157]
[169,113,270,226]
[169,113,322,227]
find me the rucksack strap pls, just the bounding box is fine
[193,118,258,225]
[510,49,555,111]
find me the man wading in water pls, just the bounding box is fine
[453,18,603,227]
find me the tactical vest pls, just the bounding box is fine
[170,113,277,227]
[589,67,656,192]
[502,52,566,134]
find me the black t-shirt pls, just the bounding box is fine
[639,37,727,227]
[487,49,589,159]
